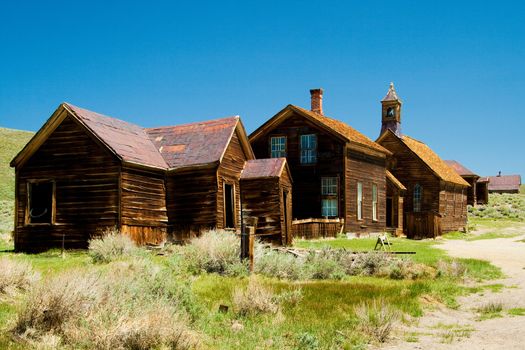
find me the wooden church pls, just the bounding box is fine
[376,83,470,237]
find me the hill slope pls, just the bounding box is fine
[0,127,34,200]
[0,127,34,238]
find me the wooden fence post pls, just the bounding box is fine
[241,225,255,272]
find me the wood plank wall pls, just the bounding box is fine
[217,130,249,231]
[250,114,345,220]
[345,150,387,233]
[379,132,467,234]
[166,167,218,241]
[15,117,120,251]
[120,166,167,245]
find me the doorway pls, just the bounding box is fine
[386,197,393,227]
[224,183,235,229]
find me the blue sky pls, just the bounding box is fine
[1,1,523,177]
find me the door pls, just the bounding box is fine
[386,197,393,227]
[224,183,235,229]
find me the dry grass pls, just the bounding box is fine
[181,229,247,276]
[11,263,199,349]
[232,277,279,316]
[88,228,139,263]
[354,298,400,343]
[0,257,39,299]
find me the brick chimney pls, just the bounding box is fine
[310,88,323,115]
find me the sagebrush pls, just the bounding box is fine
[88,228,139,263]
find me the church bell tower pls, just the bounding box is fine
[380,82,402,137]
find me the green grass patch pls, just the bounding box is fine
[507,308,525,316]
[458,258,503,281]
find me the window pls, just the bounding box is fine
[27,181,54,224]
[300,134,317,164]
[413,184,422,212]
[357,182,363,220]
[321,177,338,217]
[321,177,337,195]
[322,199,338,217]
[372,184,378,221]
[270,136,286,158]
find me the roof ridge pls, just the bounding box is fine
[145,115,239,131]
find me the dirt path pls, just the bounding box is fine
[384,224,525,350]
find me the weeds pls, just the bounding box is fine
[354,298,400,343]
[476,301,503,320]
[0,258,39,298]
[88,228,139,263]
[232,277,279,316]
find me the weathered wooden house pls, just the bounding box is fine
[11,102,296,252]
[487,173,521,194]
[240,158,293,245]
[146,116,255,241]
[377,84,470,237]
[249,89,393,235]
[10,103,169,251]
[445,160,488,205]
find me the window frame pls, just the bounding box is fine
[372,183,378,221]
[300,134,317,164]
[357,182,363,220]
[321,177,338,217]
[25,179,56,226]
[413,184,422,213]
[269,135,287,159]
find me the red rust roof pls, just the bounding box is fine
[64,103,169,169]
[241,158,287,179]
[146,116,240,169]
[444,160,478,177]
[487,175,521,191]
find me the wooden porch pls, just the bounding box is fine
[291,218,344,240]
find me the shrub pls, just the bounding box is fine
[387,259,434,280]
[254,248,305,280]
[12,264,199,349]
[477,301,503,314]
[354,299,400,343]
[0,258,39,298]
[345,252,391,276]
[88,228,139,263]
[181,229,246,276]
[232,277,279,316]
[296,332,320,349]
[305,250,346,280]
[436,259,467,278]
[13,271,104,335]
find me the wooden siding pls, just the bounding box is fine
[345,150,387,233]
[166,167,218,241]
[217,130,248,230]
[241,178,283,244]
[378,132,467,234]
[250,113,346,219]
[292,218,344,239]
[120,166,167,245]
[15,116,120,251]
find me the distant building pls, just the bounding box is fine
[444,160,488,205]
[487,173,521,194]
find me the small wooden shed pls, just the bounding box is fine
[240,158,293,245]
[444,160,486,205]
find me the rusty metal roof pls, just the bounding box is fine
[444,160,478,177]
[64,103,169,169]
[487,175,521,191]
[241,158,288,179]
[146,116,240,169]
[399,135,470,187]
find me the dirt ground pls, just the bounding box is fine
[384,222,525,350]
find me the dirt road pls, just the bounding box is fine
[385,224,525,350]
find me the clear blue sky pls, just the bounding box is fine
[1,1,523,177]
